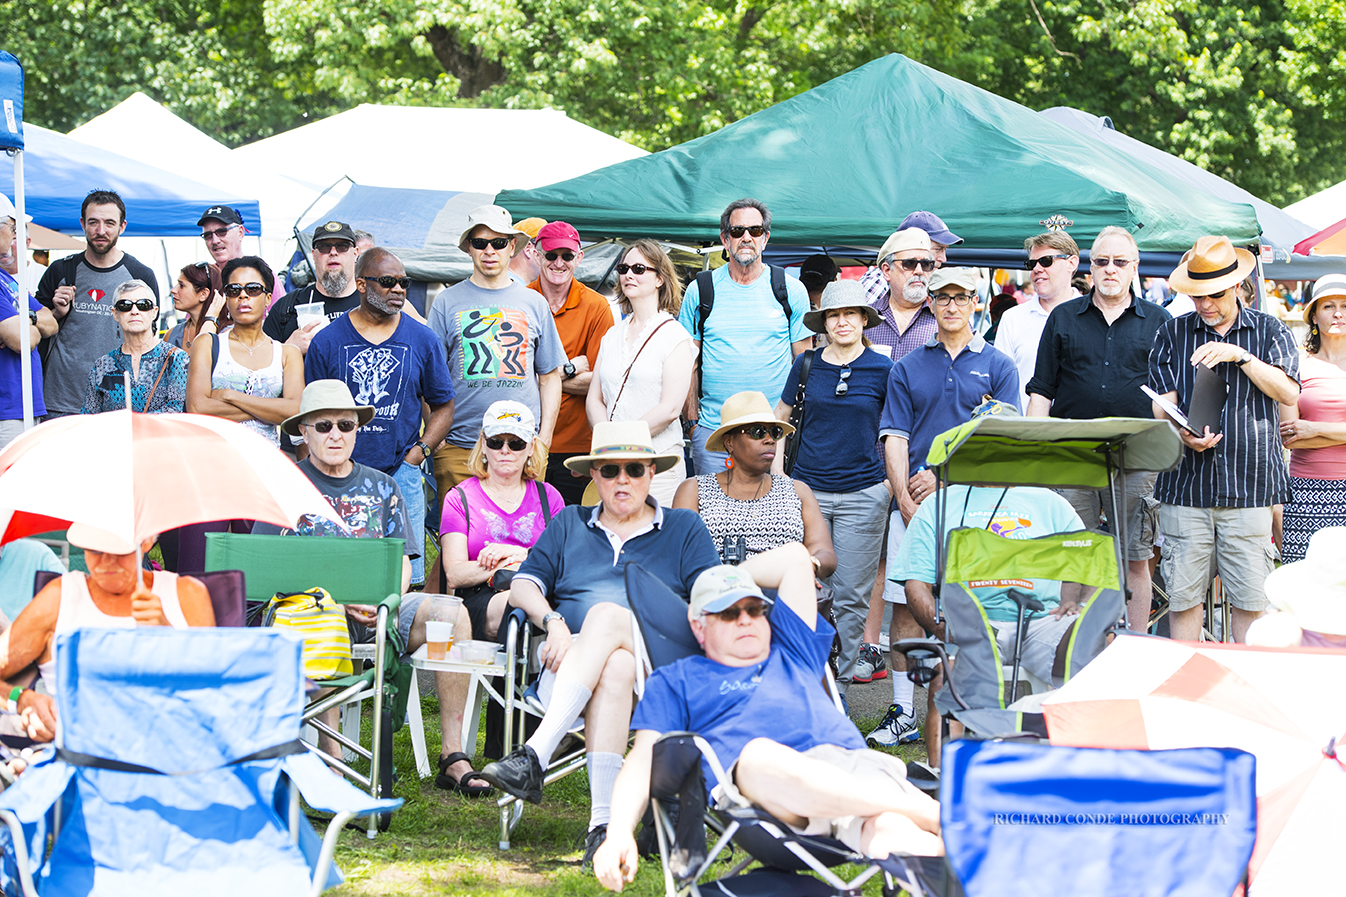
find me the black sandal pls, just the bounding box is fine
[435,752,492,797]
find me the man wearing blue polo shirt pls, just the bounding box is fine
[868,267,1019,747]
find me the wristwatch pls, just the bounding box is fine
[28,310,37,325]
[201,316,218,327]
[541,611,565,629]
[415,440,432,458]
[1235,351,1253,367]
[562,361,577,381]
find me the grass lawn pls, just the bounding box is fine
[326,694,929,896]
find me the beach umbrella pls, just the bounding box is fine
[0,410,341,547]
[1042,636,1346,896]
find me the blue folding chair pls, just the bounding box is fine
[938,739,1257,897]
[0,628,401,896]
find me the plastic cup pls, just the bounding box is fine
[460,640,498,665]
[295,301,327,332]
[425,620,454,660]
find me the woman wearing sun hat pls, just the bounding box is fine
[1279,273,1346,561]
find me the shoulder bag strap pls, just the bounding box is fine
[137,346,175,413]
[608,318,673,420]
[536,478,553,524]
[783,349,816,476]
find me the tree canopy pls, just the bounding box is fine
[3,0,1342,204]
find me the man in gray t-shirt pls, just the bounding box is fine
[426,205,565,500]
[35,191,159,416]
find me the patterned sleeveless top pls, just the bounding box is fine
[697,473,804,563]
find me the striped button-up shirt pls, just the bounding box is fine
[1148,308,1299,508]
[859,268,938,360]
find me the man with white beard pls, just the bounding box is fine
[863,228,939,361]
[263,220,362,356]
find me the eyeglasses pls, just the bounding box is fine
[485,436,528,451]
[596,461,650,479]
[367,275,411,290]
[192,261,209,269]
[616,263,655,276]
[835,366,852,397]
[200,224,239,241]
[1090,257,1135,269]
[544,250,576,262]
[1192,287,1231,302]
[1025,253,1072,270]
[725,225,766,239]
[223,282,267,298]
[893,258,937,273]
[706,602,769,623]
[113,297,156,312]
[737,424,785,441]
[469,237,512,251]
[308,419,357,433]
[932,292,975,307]
[313,241,353,255]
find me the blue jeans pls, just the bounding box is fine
[393,461,427,586]
[690,423,730,477]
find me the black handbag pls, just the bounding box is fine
[781,348,816,476]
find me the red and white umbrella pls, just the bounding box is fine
[1042,636,1346,896]
[0,410,342,546]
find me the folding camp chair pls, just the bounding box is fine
[0,627,401,897]
[934,739,1257,897]
[204,532,406,836]
[625,563,932,897]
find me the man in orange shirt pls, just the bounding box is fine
[528,221,615,505]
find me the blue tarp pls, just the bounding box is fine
[0,52,22,151]
[0,123,260,236]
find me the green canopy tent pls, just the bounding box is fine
[497,54,1261,252]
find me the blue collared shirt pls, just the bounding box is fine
[880,334,1021,475]
[514,498,720,630]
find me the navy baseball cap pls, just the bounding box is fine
[900,211,962,247]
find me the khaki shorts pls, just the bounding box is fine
[1158,504,1274,613]
[431,444,476,508]
[1059,470,1159,563]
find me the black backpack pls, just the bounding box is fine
[693,266,793,399]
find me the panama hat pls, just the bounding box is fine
[281,380,376,437]
[803,280,881,333]
[1168,236,1256,296]
[705,391,795,453]
[563,420,682,474]
[1263,527,1346,636]
[1304,272,1346,322]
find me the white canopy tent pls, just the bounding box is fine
[1285,180,1346,230]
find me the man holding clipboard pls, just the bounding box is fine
[1148,236,1300,643]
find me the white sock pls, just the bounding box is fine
[892,675,914,714]
[525,678,592,764]
[587,752,624,829]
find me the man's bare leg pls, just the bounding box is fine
[1127,557,1153,632]
[1169,605,1204,641]
[1230,607,1263,644]
[405,598,482,785]
[863,811,945,858]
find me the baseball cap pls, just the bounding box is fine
[900,211,962,246]
[482,400,536,441]
[311,220,358,246]
[513,217,547,240]
[689,565,772,618]
[0,194,32,223]
[799,254,839,289]
[878,228,931,263]
[536,221,582,253]
[197,205,244,228]
[928,267,978,293]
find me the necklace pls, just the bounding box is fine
[725,471,769,516]
[230,332,265,357]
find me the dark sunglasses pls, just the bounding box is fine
[725,225,766,238]
[113,297,156,312]
[200,225,239,241]
[597,461,650,479]
[1090,256,1135,269]
[544,250,576,262]
[738,424,785,441]
[309,419,357,433]
[223,282,267,298]
[835,366,852,397]
[1025,253,1072,270]
[707,602,769,622]
[616,263,655,276]
[469,237,512,251]
[1192,287,1231,302]
[894,258,937,273]
[368,275,411,289]
[313,241,353,254]
[485,436,528,451]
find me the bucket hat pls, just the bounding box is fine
[281,380,376,437]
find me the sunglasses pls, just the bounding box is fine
[544,250,576,262]
[1025,253,1072,270]
[113,297,156,312]
[1192,287,1231,302]
[367,275,411,289]
[737,424,785,441]
[308,419,357,433]
[835,366,852,397]
[706,602,769,623]
[932,292,975,307]
[616,263,655,276]
[596,462,650,479]
[725,225,766,239]
[894,258,937,273]
[1091,256,1135,269]
[223,282,267,298]
[200,225,239,241]
[469,237,513,251]
[313,241,354,254]
[485,436,528,451]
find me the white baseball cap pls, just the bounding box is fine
[0,194,32,223]
[689,565,772,619]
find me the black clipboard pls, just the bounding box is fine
[1188,364,1228,436]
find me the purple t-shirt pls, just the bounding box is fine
[439,477,563,561]
[0,270,45,420]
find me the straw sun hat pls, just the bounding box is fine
[1168,236,1255,296]
[562,420,682,474]
[704,391,795,453]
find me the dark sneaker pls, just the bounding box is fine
[866,703,920,746]
[580,824,607,871]
[479,745,545,804]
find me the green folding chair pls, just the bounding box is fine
[205,532,406,837]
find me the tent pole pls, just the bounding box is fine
[14,149,32,430]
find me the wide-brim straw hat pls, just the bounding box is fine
[281,380,376,437]
[1168,236,1255,296]
[705,391,795,453]
[803,279,881,334]
[1263,526,1346,636]
[563,420,682,474]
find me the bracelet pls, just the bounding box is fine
[7,686,25,714]
[201,316,218,327]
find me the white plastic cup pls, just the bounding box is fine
[295,301,327,332]
[425,620,454,660]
